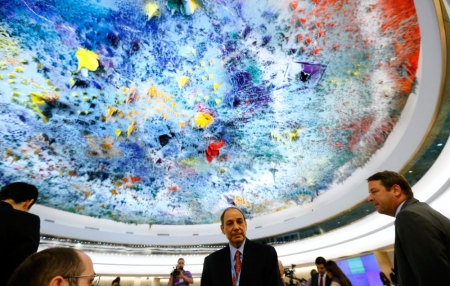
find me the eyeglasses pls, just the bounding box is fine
[63,274,101,286]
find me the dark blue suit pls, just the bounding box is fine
[200,238,281,286]
[0,201,40,286]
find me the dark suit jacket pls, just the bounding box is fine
[310,273,331,286]
[395,198,450,286]
[200,238,281,286]
[0,201,40,286]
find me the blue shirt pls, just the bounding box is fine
[229,239,246,286]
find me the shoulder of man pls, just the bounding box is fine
[206,245,230,259]
[0,206,40,222]
[245,239,276,252]
[399,198,440,216]
[18,210,41,224]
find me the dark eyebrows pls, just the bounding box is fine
[226,218,244,224]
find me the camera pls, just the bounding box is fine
[284,268,295,278]
[171,266,183,277]
[284,264,296,278]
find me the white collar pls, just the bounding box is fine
[395,200,407,217]
[229,239,246,262]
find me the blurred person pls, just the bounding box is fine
[111,277,120,286]
[200,207,281,286]
[367,171,450,286]
[324,261,352,286]
[309,257,331,286]
[168,258,193,285]
[379,272,390,286]
[389,268,397,286]
[304,269,318,286]
[0,182,40,286]
[6,247,99,286]
[278,260,287,286]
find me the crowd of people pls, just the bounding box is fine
[1,170,450,286]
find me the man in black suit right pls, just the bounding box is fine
[0,182,40,286]
[367,170,450,286]
[310,257,331,286]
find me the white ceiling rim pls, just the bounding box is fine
[33,0,445,244]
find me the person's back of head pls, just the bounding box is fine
[7,247,84,286]
[112,277,121,286]
[0,182,39,210]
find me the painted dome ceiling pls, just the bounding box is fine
[0,0,420,224]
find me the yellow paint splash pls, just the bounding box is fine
[127,122,136,137]
[144,2,161,20]
[76,48,99,72]
[194,113,214,128]
[177,76,190,89]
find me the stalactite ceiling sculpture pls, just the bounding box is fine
[0,0,420,224]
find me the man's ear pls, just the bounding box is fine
[48,276,66,286]
[220,224,225,234]
[392,184,403,197]
[18,199,34,212]
[23,199,34,210]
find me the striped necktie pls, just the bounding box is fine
[233,251,242,286]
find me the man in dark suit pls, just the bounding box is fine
[200,207,281,286]
[309,257,331,286]
[367,170,450,286]
[0,182,40,286]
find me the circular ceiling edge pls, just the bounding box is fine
[0,0,439,243]
[31,0,444,244]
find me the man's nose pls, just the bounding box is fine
[368,194,373,201]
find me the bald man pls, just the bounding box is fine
[7,247,99,286]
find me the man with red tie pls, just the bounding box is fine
[200,207,281,286]
[309,257,331,286]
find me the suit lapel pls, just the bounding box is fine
[219,245,233,286]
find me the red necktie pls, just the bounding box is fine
[320,274,324,286]
[233,251,242,286]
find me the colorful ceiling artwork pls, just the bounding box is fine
[0,0,420,224]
